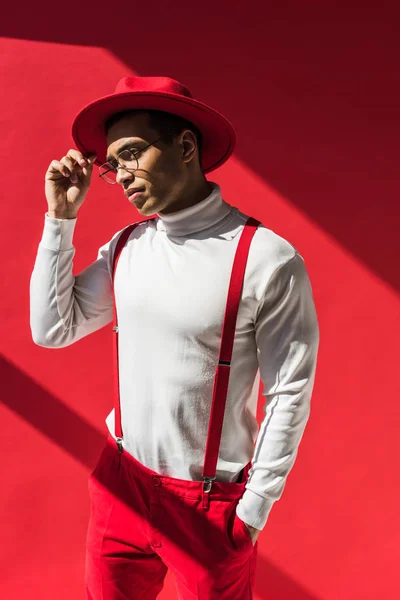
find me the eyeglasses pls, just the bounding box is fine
[99,137,162,184]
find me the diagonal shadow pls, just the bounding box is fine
[1,355,319,599]
[0,354,105,467]
[1,2,399,291]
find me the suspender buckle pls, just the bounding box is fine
[116,437,124,453]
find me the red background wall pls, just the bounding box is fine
[1,2,399,598]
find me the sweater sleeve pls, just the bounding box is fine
[236,252,320,530]
[29,213,120,348]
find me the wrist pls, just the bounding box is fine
[47,210,77,220]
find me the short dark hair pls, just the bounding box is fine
[105,109,203,169]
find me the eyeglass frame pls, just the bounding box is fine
[98,136,164,184]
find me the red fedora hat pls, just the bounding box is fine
[71,76,236,174]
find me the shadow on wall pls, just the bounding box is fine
[1,355,320,600]
[1,2,399,291]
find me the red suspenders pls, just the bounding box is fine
[111,216,260,509]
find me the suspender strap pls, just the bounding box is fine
[201,217,260,506]
[111,219,154,444]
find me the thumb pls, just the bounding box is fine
[81,153,97,184]
[83,154,97,176]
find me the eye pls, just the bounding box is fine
[129,148,142,159]
[117,148,141,162]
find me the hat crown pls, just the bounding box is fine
[114,76,193,99]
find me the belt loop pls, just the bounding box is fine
[202,477,215,511]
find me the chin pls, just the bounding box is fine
[136,201,158,217]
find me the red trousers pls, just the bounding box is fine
[85,436,258,599]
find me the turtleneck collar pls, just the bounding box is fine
[156,181,232,237]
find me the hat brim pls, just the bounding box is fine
[71,91,236,174]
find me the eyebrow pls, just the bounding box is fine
[106,139,145,163]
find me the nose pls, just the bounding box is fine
[115,165,135,186]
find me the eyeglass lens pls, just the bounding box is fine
[99,150,139,184]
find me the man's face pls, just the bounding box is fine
[106,111,187,216]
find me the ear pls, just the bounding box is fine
[179,129,197,163]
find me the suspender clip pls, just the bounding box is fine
[116,437,124,453]
[202,476,215,494]
[202,476,216,511]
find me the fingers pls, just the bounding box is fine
[66,149,97,170]
[46,150,97,183]
[61,155,81,183]
[46,159,70,180]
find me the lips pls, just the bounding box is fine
[126,187,145,198]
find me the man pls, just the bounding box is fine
[30,76,320,599]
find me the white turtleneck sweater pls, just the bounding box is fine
[30,181,319,531]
